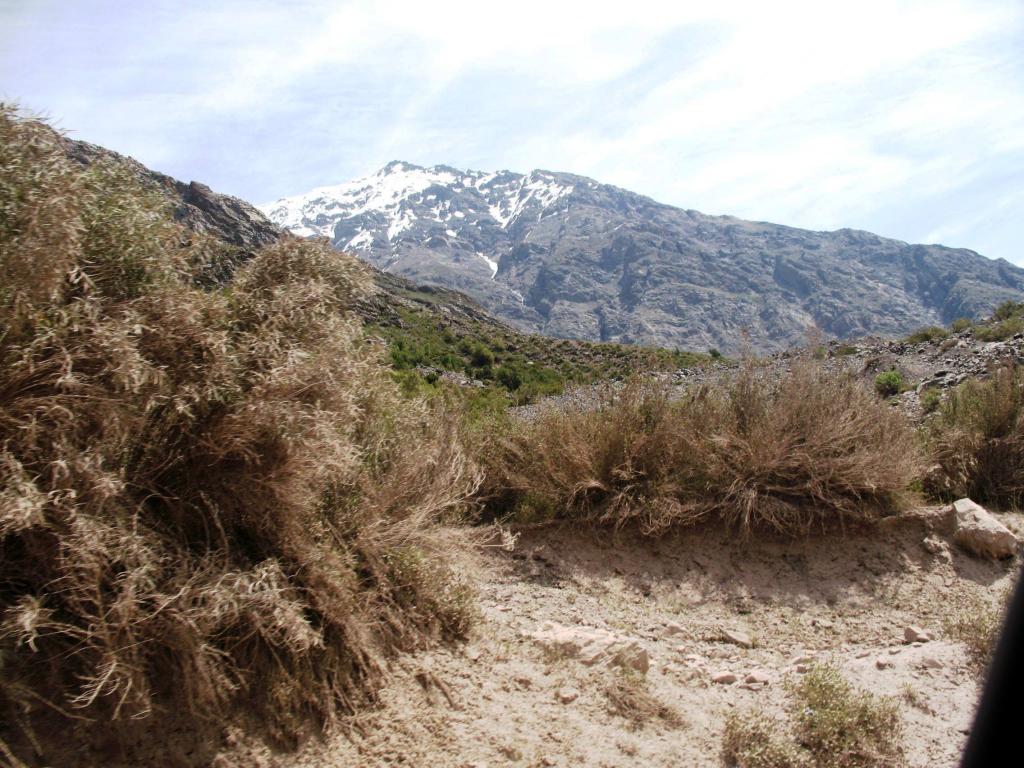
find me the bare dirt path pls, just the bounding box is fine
[230,511,1019,768]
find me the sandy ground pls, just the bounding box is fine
[223,509,1020,768]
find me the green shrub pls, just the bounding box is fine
[951,317,972,333]
[920,387,941,414]
[906,326,948,344]
[792,665,904,767]
[724,666,903,768]
[874,371,904,397]
[993,300,1024,321]
[723,711,811,768]
[974,317,1024,342]
[942,594,1005,674]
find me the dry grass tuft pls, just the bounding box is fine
[926,364,1024,507]
[942,591,1008,674]
[603,671,684,730]
[0,106,479,766]
[482,360,920,536]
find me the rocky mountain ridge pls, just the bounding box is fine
[262,161,1024,354]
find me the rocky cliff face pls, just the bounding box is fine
[60,136,282,282]
[262,162,1024,354]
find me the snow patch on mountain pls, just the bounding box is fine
[259,162,576,242]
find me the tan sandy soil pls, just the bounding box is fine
[223,509,1020,768]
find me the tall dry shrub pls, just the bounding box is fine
[0,106,478,766]
[482,361,919,535]
[926,364,1024,507]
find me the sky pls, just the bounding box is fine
[1,0,1022,263]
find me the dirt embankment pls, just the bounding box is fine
[218,509,1020,768]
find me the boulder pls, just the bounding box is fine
[951,499,1019,559]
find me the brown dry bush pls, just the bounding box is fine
[0,107,479,766]
[926,364,1024,507]
[603,670,684,730]
[481,361,920,535]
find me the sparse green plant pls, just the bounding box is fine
[920,387,941,414]
[792,665,904,767]
[874,371,904,397]
[974,317,1024,342]
[899,684,930,713]
[905,326,948,344]
[722,711,811,768]
[943,594,1005,673]
[724,666,903,768]
[951,317,972,333]
[993,300,1024,321]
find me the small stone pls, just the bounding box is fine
[712,671,738,684]
[889,647,902,655]
[920,657,944,670]
[904,626,932,643]
[555,686,579,704]
[876,657,894,670]
[738,682,765,691]
[721,629,753,648]
[795,664,811,674]
[813,618,835,630]
[922,536,946,555]
[663,621,686,637]
[465,647,481,661]
[790,654,815,665]
[540,758,558,768]
[855,650,871,659]
[744,671,771,685]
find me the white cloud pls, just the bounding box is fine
[1,0,1021,261]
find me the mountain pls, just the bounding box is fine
[54,135,709,400]
[261,162,1024,354]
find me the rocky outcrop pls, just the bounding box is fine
[60,136,281,271]
[527,621,650,673]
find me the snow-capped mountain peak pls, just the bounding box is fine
[259,162,576,246]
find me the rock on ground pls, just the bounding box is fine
[952,498,1020,559]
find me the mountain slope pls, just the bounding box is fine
[261,162,1024,354]
[55,137,709,401]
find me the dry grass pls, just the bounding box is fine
[0,107,479,766]
[723,666,904,768]
[926,364,1024,507]
[482,360,920,536]
[942,592,1007,674]
[603,671,684,730]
